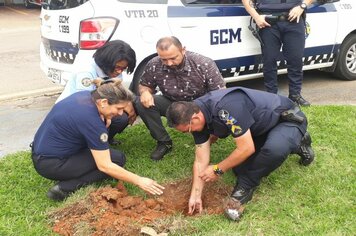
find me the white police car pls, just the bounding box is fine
[39,0,356,94]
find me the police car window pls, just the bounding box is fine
[183,0,242,4]
[117,0,168,3]
[42,0,89,10]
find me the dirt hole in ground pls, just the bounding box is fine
[49,178,240,235]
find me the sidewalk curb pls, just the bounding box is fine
[0,87,63,102]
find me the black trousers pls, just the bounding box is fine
[134,95,173,143]
[232,113,307,189]
[259,19,305,96]
[32,148,125,192]
[109,112,129,142]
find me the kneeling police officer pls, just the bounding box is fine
[31,82,164,201]
[166,87,314,219]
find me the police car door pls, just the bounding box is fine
[302,1,338,70]
[167,0,263,82]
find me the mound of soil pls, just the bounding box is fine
[50,179,241,235]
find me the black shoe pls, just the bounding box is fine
[296,131,315,166]
[289,94,311,107]
[47,184,70,201]
[231,186,256,205]
[151,141,172,161]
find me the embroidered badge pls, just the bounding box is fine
[81,78,92,87]
[218,110,229,121]
[218,109,242,136]
[100,133,108,143]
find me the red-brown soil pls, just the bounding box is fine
[50,178,242,235]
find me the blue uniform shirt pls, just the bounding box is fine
[192,87,295,144]
[33,91,109,157]
[56,59,122,103]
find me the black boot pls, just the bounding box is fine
[231,185,256,205]
[47,184,71,201]
[296,131,315,166]
[289,94,311,107]
[151,141,172,161]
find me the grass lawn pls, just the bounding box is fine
[0,105,355,235]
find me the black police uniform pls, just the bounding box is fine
[31,91,126,193]
[193,87,308,189]
[256,0,306,97]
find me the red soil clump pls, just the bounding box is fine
[50,179,236,235]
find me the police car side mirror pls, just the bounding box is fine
[316,0,340,4]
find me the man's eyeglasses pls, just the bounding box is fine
[114,65,127,72]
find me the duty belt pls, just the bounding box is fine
[264,12,297,24]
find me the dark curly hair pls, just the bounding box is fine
[93,40,136,75]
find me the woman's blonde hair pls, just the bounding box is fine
[91,80,134,105]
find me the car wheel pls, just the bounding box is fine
[129,55,156,95]
[130,63,145,95]
[333,34,356,81]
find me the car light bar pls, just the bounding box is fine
[79,17,119,50]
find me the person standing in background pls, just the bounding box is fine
[242,0,313,106]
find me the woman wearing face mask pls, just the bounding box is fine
[31,81,164,201]
[56,40,137,145]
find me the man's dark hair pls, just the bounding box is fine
[93,40,136,76]
[156,36,183,51]
[166,101,200,128]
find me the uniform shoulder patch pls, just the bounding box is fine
[100,133,108,143]
[218,109,242,136]
[81,77,92,87]
[218,109,230,121]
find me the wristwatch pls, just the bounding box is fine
[300,3,307,10]
[213,164,224,176]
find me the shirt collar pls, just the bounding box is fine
[93,59,122,80]
[92,59,107,78]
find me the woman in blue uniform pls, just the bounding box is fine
[56,40,137,145]
[32,81,164,201]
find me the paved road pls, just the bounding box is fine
[0,5,62,101]
[0,5,355,158]
[0,5,62,157]
[230,70,356,106]
[0,94,58,157]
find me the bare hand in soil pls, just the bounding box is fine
[188,197,203,215]
[138,177,165,195]
[199,165,218,182]
[51,179,231,235]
